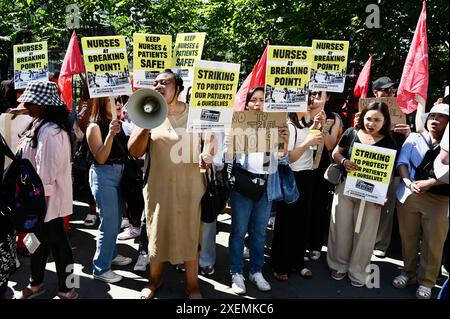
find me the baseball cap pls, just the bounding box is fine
[372,76,395,90]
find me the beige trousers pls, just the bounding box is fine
[375,177,401,251]
[397,192,449,288]
[327,181,382,285]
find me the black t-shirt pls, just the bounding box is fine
[90,120,129,164]
[338,127,397,160]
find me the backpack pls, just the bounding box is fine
[413,143,449,196]
[0,133,46,232]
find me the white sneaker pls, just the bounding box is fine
[373,249,386,257]
[111,254,132,266]
[121,218,130,229]
[117,226,140,240]
[231,273,246,295]
[133,253,149,272]
[243,246,250,259]
[249,272,271,292]
[93,270,123,283]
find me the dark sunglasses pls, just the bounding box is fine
[114,95,129,104]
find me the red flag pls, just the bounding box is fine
[233,71,252,111]
[233,41,270,111]
[58,31,85,110]
[397,1,428,114]
[249,40,270,89]
[353,54,372,99]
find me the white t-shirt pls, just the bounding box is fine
[235,152,278,175]
[288,122,313,171]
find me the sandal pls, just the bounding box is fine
[139,281,163,299]
[16,284,46,299]
[392,274,417,289]
[273,272,289,281]
[416,285,432,299]
[300,268,313,279]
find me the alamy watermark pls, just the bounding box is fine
[66,4,80,29]
[365,4,381,29]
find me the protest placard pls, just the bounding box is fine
[81,36,132,98]
[187,60,240,132]
[264,45,312,112]
[13,41,49,89]
[172,32,206,103]
[344,143,396,205]
[309,40,349,93]
[133,33,172,88]
[229,111,286,154]
[358,97,407,129]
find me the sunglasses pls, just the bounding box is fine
[114,95,129,105]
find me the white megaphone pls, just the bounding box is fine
[125,88,168,129]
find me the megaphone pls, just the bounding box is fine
[125,88,168,129]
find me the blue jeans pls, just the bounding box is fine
[229,190,272,274]
[200,221,217,268]
[89,163,124,275]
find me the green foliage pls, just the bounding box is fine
[0,0,448,101]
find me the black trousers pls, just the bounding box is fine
[271,170,313,275]
[30,217,74,293]
[308,167,334,251]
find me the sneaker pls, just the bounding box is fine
[111,254,132,266]
[121,218,130,229]
[200,265,215,276]
[93,270,123,283]
[310,250,321,261]
[84,214,97,226]
[249,272,271,292]
[117,226,140,240]
[231,273,246,295]
[331,270,347,281]
[133,253,149,272]
[373,249,386,258]
[243,246,250,259]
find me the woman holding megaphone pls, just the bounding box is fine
[128,69,214,299]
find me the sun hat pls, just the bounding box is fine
[17,80,65,107]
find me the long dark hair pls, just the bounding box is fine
[288,112,307,129]
[358,101,391,137]
[27,105,72,148]
[245,86,264,109]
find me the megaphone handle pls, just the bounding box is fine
[109,96,118,119]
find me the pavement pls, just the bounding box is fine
[6,202,448,300]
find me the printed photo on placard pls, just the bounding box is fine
[309,40,349,93]
[13,41,49,89]
[264,45,312,112]
[81,36,132,98]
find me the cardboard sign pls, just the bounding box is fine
[358,97,407,129]
[264,46,312,112]
[13,41,49,89]
[187,60,240,132]
[133,33,172,88]
[344,143,396,205]
[230,111,286,154]
[81,36,132,98]
[309,39,349,93]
